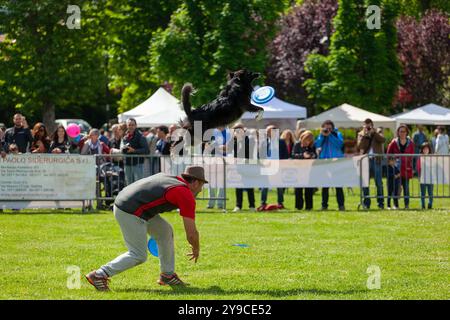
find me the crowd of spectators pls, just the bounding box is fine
[1,112,449,211]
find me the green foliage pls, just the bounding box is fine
[116,83,146,114]
[0,0,446,124]
[105,0,180,113]
[396,0,450,18]
[0,1,109,126]
[304,0,401,113]
[266,0,338,114]
[150,0,286,105]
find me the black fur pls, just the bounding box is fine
[181,69,263,136]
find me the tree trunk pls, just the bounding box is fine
[42,102,56,134]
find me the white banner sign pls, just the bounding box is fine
[420,156,450,185]
[0,154,96,200]
[162,155,369,188]
[223,156,369,188]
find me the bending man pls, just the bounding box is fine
[85,166,207,291]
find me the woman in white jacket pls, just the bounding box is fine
[434,126,449,155]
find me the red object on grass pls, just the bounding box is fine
[264,204,280,211]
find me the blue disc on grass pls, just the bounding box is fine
[232,243,250,248]
[148,237,159,257]
[251,86,275,104]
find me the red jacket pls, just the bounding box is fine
[386,138,415,179]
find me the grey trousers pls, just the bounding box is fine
[100,206,175,277]
[208,187,225,209]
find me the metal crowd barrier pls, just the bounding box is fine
[358,153,450,210]
[94,154,227,211]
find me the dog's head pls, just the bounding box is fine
[228,69,260,87]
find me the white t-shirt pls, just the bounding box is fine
[435,134,449,155]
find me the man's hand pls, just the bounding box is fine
[187,245,199,263]
[183,217,200,263]
[364,126,374,137]
[127,146,135,153]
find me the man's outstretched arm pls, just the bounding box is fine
[183,217,200,263]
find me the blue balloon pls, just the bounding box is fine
[148,237,159,257]
[73,135,81,143]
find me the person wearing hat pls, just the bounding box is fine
[85,166,207,291]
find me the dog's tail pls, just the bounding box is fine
[181,83,194,118]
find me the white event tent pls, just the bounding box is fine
[391,103,450,127]
[117,88,185,127]
[299,103,396,130]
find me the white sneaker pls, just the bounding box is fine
[249,207,256,212]
[232,207,241,213]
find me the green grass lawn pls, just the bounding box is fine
[0,189,448,300]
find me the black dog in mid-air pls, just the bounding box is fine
[180,69,264,138]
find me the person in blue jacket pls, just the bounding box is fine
[315,120,345,211]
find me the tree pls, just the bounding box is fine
[0,1,108,130]
[105,0,180,113]
[304,0,401,113]
[150,0,286,105]
[396,0,450,18]
[266,0,338,112]
[395,10,450,109]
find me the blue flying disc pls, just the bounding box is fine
[251,86,275,104]
[232,243,250,248]
[148,237,159,257]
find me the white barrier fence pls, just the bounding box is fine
[1,154,370,211]
[161,155,369,188]
[0,154,96,210]
[6,153,448,211]
[358,154,450,209]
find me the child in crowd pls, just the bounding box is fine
[387,157,401,210]
[417,142,434,209]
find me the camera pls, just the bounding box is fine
[122,143,131,154]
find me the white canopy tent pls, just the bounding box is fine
[240,92,307,130]
[391,103,450,127]
[117,88,185,127]
[299,103,396,130]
